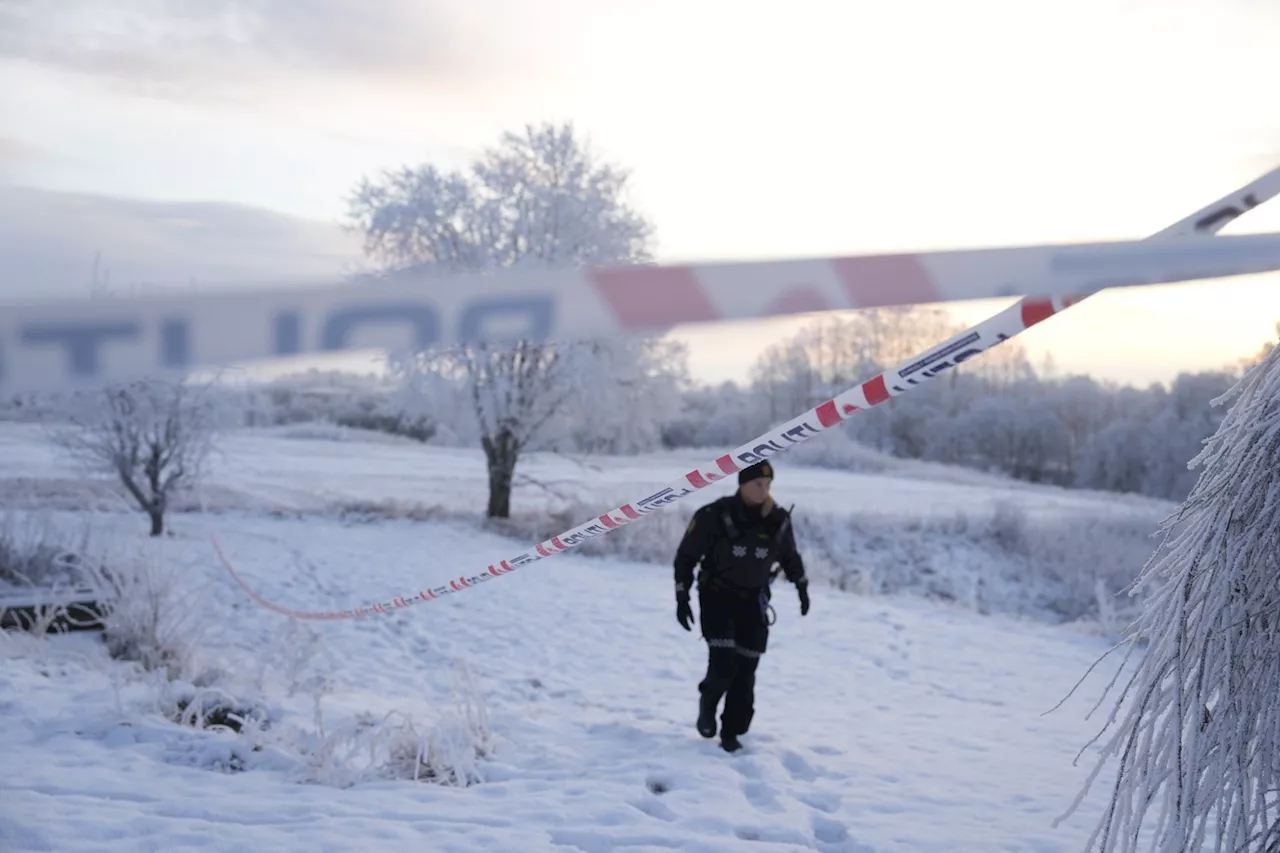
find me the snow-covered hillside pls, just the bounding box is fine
[0,423,1159,852]
[0,422,1175,523]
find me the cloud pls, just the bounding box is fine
[0,185,364,298]
[0,0,559,102]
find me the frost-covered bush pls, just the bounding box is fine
[296,664,494,788]
[163,683,273,736]
[490,498,697,567]
[1019,512,1158,624]
[0,512,87,589]
[0,515,210,670]
[78,550,211,681]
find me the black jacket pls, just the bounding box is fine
[674,494,806,597]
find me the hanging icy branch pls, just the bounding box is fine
[1056,338,1280,853]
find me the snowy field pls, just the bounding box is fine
[0,422,1161,852]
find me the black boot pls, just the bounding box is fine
[720,732,742,753]
[697,692,717,738]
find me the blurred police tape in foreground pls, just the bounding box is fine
[5,177,1280,397]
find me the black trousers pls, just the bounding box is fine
[697,586,769,737]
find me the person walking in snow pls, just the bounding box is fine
[672,459,810,752]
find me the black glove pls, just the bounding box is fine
[796,579,810,616]
[676,590,694,631]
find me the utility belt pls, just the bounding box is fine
[698,576,777,626]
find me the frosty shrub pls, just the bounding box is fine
[165,683,272,736]
[78,550,211,681]
[1056,341,1280,853]
[491,498,697,567]
[1019,512,1158,625]
[298,663,493,788]
[149,681,283,776]
[331,498,461,525]
[0,514,107,635]
[0,512,88,589]
[987,499,1030,556]
[332,405,436,444]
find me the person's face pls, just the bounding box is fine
[739,476,772,506]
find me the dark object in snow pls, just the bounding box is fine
[170,696,269,735]
[0,587,105,633]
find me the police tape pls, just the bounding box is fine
[9,222,1280,396]
[210,163,1280,620]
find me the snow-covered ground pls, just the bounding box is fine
[0,423,1155,852]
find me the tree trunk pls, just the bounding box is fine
[146,464,165,537]
[118,471,166,537]
[482,429,520,519]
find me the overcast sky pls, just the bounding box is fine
[2,0,1279,386]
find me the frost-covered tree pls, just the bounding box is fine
[1057,338,1280,853]
[958,335,1038,393]
[1074,418,1151,495]
[1047,376,1112,481]
[547,336,689,455]
[933,395,1069,482]
[50,378,221,536]
[661,381,769,449]
[749,306,963,425]
[347,122,655,517]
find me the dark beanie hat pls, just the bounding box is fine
[739,460,774,485]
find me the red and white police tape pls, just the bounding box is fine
[211,163,1280,620]
[9,212,1280,396]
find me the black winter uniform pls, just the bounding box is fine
[673,493,808,741]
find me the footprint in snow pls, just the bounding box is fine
[799,790,842,814]
[733,825,811,846]
[812,815,850,844]
[741,780,783,813]
[630,796,677,823]
[781,749,819,782]
[813,816,877,853]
